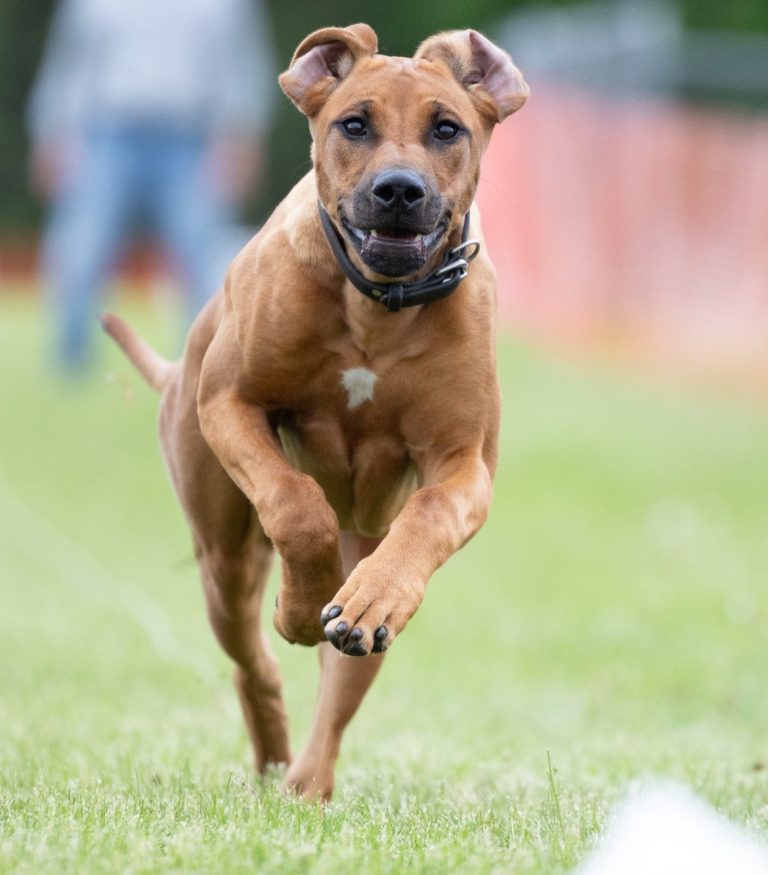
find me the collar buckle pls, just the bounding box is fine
[451,239,481,261]
[384,284,405,313]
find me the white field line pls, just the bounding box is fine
[0,479,234,711]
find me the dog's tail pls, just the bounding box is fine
[100,313,173,392]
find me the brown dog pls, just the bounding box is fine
[103,24,527,800]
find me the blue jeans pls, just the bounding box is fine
[43,121,238,371]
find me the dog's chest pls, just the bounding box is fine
[275,360,417,536]
[339,367,378,409]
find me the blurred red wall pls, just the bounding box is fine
[477,86,768,379]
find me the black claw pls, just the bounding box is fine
[320,605,342,625]
[324,620,349,650]
[324,627,340,648]
[372,626,389,653]
[349,627,363,642]
[344,641,368,656]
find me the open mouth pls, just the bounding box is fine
[369,228,424,243]
[340,215,448,278]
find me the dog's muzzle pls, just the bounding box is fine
[340,168,447,277]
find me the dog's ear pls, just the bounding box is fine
[279,24,378,117]
[415,30,528,124]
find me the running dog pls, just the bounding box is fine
[103,23,528,800]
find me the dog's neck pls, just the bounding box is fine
[337,274,426,360]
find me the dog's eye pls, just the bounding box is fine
[434,121,460,141]
[342,117,368,137]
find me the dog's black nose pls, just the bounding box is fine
[371,169,427,211]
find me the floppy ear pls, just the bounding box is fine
[415,29,529,124]
[279,23,378,117]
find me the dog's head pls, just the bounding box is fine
[280,24,528,280]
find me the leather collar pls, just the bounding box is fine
[317,202,480,313]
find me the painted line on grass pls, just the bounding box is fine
[0,479,234,711]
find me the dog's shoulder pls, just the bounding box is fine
[272,172,330,269]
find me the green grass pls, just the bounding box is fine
[2,290,768,873]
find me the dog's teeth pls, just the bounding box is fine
[370,229,422,242]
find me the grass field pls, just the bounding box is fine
[2,291,768,873]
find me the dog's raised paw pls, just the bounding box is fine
[320,591,409,655]
[320,569,424,655]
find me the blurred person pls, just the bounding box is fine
[27,0,276,373]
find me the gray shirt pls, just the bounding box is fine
[28,0,277,142]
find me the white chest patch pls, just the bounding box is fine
[341,367,378,410]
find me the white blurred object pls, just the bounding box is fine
[575,783,768,875]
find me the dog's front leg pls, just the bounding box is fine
[198,335,342,646]
[321,448,493,655]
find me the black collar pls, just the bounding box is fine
[317,203,480,313]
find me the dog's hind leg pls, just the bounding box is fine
[160,378,291,773]
[195,519,291,773]
[284,533,384,800]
